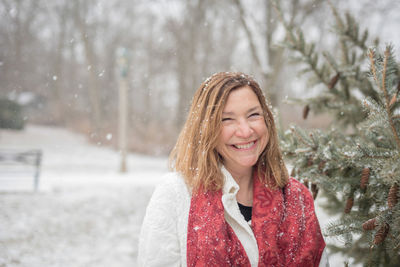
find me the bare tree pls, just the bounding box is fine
[167,0,207,128]
[232,0,324,106]
[72,0,102,134]
[0,0,42,95]
[47,0,72,124]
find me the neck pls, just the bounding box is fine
[224,164,254,206]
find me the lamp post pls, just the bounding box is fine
[117,47,129,173]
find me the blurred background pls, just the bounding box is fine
[2,0,399,154]
[1,0,400,266]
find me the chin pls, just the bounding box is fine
[238,159,258,168]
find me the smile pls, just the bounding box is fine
[232,141,256,150]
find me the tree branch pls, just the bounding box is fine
[368,49,378,83]
[382,47,400,149]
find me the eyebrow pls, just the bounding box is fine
[222,106,261,116]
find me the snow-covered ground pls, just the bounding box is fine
[0,125,167,267]
[0,125,348,266]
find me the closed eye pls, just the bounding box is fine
[222,117,232,122]
[249,112,261,117]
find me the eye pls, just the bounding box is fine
[249,112,261,117]
[222,117,232,122]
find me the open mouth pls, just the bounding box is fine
[232,141,256,150]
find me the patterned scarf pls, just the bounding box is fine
[187,174,325,267]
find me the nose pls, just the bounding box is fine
[235,119,253,138]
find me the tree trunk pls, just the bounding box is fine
[73,0,102,134]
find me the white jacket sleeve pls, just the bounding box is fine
[138,179,181,267]
[318,247,330,267]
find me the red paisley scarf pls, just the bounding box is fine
[187,174,325,267]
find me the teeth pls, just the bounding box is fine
[234,142,254,149]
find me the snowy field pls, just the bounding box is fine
[0,125,348,266]
[0,125,167,267]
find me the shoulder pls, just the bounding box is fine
[153,172,189,196]
[285,177,310,192]
[285,177,314,203]
[148,172,190,207]
[141,172,190,230]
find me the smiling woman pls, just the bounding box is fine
[217,86,269,206]
[217,88,268,177]
[170,72,287,192]
[138,72,329,267]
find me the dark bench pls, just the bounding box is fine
[0,149,42,192]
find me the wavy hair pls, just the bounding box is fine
[169,72,288,191]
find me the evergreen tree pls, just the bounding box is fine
[272,1,400,266]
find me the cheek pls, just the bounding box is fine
[257,123,269,149]
[216,126,234,156]
[261,132,269,150]
[218,125,234,144]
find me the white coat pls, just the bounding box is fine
[138,167,329,267]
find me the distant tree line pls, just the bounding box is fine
[0,0,395,154]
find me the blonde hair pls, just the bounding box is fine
[169,72,288,191]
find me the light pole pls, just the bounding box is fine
[117,47,129,173]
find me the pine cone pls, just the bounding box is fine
[360,167,370,191]
[344,197,354,213]
[303,179,309,189]
[388,183,399,209]
[373,223,389,245]
[362,218,377,231]
[303,105,310,119]
[311,183,318,200]
[328,73,340,89]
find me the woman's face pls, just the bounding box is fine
[216,86,269,174]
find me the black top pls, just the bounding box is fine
[238,202,252,222]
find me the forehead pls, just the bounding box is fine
[223,86,261,110]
